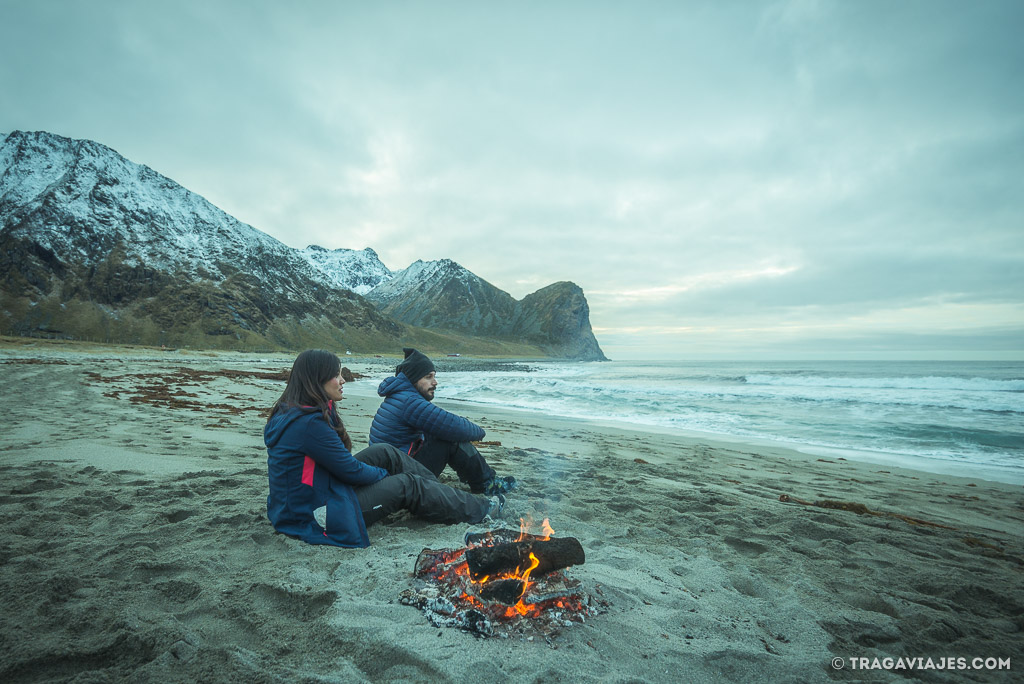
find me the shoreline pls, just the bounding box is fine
[1,348,1022,681]
[419,394,1022,536]
[344,369,1024,488]
[449,397,1024,487]
[3,336,1020,485]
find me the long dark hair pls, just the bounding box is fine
[268,349,352,451]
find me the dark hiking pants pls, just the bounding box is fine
[353,443,490,526]
[412,438,496,493]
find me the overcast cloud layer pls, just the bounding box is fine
[2,0,1022,359]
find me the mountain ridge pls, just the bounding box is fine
[0,130,606,360]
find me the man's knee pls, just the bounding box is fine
[454,441,481,457]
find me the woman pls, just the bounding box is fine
[265,349,501,548]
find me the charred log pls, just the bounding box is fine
[414,547,467,578]
[465,537,585,581]
[477,579,526,604]
[522,574,586,605]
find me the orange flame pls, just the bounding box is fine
[513,552,541,615]
[520,552,541,587]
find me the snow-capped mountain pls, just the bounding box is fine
[366,259,516,335]
[0,130,606,359]
[0,130,314,285]
[298,245,392,295]
[0,130,401,349]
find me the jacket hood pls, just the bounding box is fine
[377,373,416,398]
[264,405,318,447]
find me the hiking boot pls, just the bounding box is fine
[482,475,518,497]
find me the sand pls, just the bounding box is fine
[0,343,1021,683]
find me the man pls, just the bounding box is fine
[369,348,517,497]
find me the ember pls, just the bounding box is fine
[400,519,606,638]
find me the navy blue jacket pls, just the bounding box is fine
[368,373,485,453]
[265,403,387,548]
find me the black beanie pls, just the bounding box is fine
[396,348,435,385]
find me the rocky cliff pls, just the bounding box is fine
[365,260,607,361]
[512,281,607,360]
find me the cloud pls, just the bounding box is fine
[595,301,1024,359]
[2,0,1022,358]
[592,265,800,304]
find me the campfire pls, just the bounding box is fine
[399,519,606,638]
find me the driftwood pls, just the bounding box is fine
[778,494,956,529]
[465,537,586,581]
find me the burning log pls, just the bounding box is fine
[477,578,526,604]
[465,537,585,581]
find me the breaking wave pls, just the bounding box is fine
[743,374,1024,392]
[435,359,1024,484]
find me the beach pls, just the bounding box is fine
[0,343,1021,683]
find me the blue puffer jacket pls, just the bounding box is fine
[265,403,387,548]
[369,373,485,453]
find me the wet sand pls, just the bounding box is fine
[0,344,1021,683]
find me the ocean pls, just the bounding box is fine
[431,360,1024,485]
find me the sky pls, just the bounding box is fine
[2,0,1022,360]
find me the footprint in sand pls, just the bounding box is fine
[11,479,64,495]
[162,510,196,524]
[249,583,338,621]
[154,579,203,603]
[723,537,770,557]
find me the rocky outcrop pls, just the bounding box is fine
[512,282,607,360]
[365,260,607,361]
